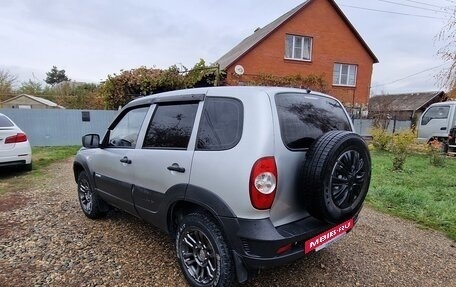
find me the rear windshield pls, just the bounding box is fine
[0,115,14,127]
[275,93,351,150]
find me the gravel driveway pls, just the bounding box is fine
[0,158,455,287]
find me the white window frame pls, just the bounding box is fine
[333,63,357,87]
[285,34,312,61]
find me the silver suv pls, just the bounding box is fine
[73,86,371,287]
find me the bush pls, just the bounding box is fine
[389,129,417,171]
[428,139,446,167]
[371,128,392,151]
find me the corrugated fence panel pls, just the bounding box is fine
[1,108,413,146]
[0,109,117,146]
[353,119,412,136]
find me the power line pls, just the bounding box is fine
[340,4,446,19]
[401,0,447,9]
[372,64,447,88]
[375,0,452,15]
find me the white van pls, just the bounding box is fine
[417,101,456,143]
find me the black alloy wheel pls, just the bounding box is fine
[180,227,217,284]
[77,171,107,219]
[330,150,368,209]
[78,174,93,214]
[175,212,235,287]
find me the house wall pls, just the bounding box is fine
[225,0,375,105]
[2,96,50,109]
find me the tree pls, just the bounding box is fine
[45,66,69,86]
[100,66,186,109]
[52,82,104,109]
[184,59,225,87]
[437,5,456,92]
[99,60,225,109]
[245,72,329,93]
[18,79,43,95]
[0,69,17,99]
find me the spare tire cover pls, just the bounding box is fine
[301,131,371,224]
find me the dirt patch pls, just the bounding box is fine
[0,192,29,237]
[0,158,455,286]
[0,192,29,212]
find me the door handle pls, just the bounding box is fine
[120,156,132,164]
[167,163,185,173]
[440,127,447,131]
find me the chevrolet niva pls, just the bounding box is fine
[73,86,371,287]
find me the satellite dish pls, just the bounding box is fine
[234,65,245,75]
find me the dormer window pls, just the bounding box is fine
[285,34,312,61]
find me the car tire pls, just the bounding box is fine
[175,212,235,287]
[302,131,371,224]
[77,171,108,219]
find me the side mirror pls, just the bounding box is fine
[82,134,100,148]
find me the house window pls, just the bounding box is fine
[285,34,312,61]
[333,63,357,86]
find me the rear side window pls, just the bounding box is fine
[0,115,14,127]
[421,106,449,125]
[143,103,198,149]
[196,97,243,151]
[275,93,351,150]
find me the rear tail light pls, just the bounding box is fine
[249,157,277,210]
[4,133,28,144]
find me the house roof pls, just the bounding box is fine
[369,91,446,112]
[216,0,379,70]
[1,94,65,109]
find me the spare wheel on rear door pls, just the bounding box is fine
[301,130,371,224]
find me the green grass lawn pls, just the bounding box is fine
[30,146,81,175]
[368,150,456,241]
[0,146,80,195]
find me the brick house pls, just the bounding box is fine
[216,0,378,105]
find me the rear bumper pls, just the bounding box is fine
[0,154,32,167]
[220,214,358,270]
[0,144,32,167]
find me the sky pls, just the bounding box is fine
[0,0,454,96]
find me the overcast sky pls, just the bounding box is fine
[0,0,453,95]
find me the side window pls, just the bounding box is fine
[143,103,198,149]
[108,107,149,148]
[196,97,243,151]
[421,106,449,125]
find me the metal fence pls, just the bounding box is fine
[353,119,412,137]
[0,109,117,146]
[1,108,412,146]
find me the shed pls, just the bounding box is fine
[0,94,65,109]
[369,91,447,121]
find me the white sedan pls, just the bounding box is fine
[0,113,32,171]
